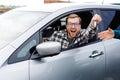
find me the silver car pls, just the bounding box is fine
[0,3,120,80]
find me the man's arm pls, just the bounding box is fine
[74,14,102,45]
[89,14,102,28]
[83,14,102,39]
[114,30,120,39]
[98,28,114,40]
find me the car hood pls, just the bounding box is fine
[0,43,15,67]
[0,40,9,50]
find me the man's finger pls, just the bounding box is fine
[108,28,113,32]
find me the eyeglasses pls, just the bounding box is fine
[67,22,80,27]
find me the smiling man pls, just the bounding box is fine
[46,13,102,49]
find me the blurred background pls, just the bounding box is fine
[0,0,120,14]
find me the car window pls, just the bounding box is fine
[8,32,39,64]
[42,11,93,38]
[42,10,101,50]
[100,9,120,30]
[109,11,120,30]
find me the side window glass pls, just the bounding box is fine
[8,32,39,64]
[17,40,36,58]
[109,11,120,30]
[100,10,120,31]
[100,10,115,30]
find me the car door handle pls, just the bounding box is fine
[89,50,104,58]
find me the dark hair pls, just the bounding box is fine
[66,14,82,24]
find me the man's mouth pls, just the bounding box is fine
[70,30,76,33]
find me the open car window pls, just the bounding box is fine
[42,11,93,38]
[42,10,101,50]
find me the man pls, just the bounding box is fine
[46,13,102,49]
[98,28,120,40]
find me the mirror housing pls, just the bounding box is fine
[36,41,61,57]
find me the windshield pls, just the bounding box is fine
[0,10,50,48]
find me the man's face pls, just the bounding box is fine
[66,17,81,38]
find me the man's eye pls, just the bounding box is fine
[68,22,80,26]
[74,23,79,25]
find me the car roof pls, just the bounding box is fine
[12,3,108,12]
[13,3,120,13]
[12,3,79,12]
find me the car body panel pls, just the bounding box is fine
[0,45,15,66]
[0,61,29,80]
[102,39,120,79]
[0,4,120,80]
[30,41,105,80]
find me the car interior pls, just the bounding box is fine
[42,10,99,49]
[42,11,93,38]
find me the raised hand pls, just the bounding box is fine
[98,28,115,40]
[90,14,102,27]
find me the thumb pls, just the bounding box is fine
[108,28,113,32]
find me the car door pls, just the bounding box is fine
[30,9,105,80]
[30,41,105,80]
[102,39,120,80]
[100,9,120,80]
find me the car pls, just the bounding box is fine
[71,0,120,5]
[0,3,120,80]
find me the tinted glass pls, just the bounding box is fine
[100,10,120,30]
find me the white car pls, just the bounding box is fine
[0,3,120,80]
[71,0,120,5]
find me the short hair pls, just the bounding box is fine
[66,14,82,24]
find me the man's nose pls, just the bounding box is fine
[71,25,76,28]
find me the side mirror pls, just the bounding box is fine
[36,41,61,57]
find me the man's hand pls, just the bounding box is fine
[98,28,115,40]
[90,14,102,27]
